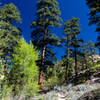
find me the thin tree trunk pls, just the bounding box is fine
[74,47,78,76]
[91,55,95,65]
[84,56,88,69]
[39,26,47,90]
[65,36,69,82]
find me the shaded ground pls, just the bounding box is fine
[78,88,100,100]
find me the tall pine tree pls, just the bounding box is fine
[61,20,73,81]
[31,0,62,89]
[62,17,81,81]
[69,17,81,76]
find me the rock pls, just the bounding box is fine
[78,88,100,100]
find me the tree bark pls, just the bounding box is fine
[39,26,47,90]
[65,36,69,82]
[74,47,78,76]
[84,56,88,69]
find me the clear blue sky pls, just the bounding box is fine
[1,0,98,60]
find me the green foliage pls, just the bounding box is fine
[80,41,97,70]
[69,17,81,51]
[0,60,3,77]
[81,41,97,57]
[78,77,87,84]
[8,38,39,97]
[43,61,65,89]
[0,3,21,57]
[62,57,74,76]
[0,62,12,100]
[43,76,59,89]
[62,17,81,76]
[0,1,99,99]
[62,17,81,49]
[92,60,100,72]
[0,3,21,79]
[86,0,100,26]
[43,58,74,89]
[86,0,100,54]
[0,3,21,23]
[31,0,62,67]
[0,82,12,100]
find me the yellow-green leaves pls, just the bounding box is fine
[11,38,39,96]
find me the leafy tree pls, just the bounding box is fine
[8,38,39,97]
[0,3,21,78]
[31,0,62,89]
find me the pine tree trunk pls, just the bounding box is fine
[39,26,47,90]
[75,47,78,76]
[66,36,69,82]
[39,46,46,90]
[91,55,94,65]
[39,67,43,90]
[84,56,88,69]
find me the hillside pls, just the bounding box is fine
[32,69,100,100]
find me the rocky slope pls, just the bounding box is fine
[78,88,100,100]
[34,69,100,100]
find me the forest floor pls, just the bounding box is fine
[6,70,100,100]
[33,69,100,100]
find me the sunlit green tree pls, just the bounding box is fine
[8,38,39,97]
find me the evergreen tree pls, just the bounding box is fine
[95,34,100,55]
[62,17,81,78]
[0,3,21,78]
[86,0,100,26]
[31,0,62,89]
[61,20,74,81]
[69,17,81,76]
[8,38,39,97]
[43,58,74,89]
[81,41,97,68]
[86,0,100,54]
